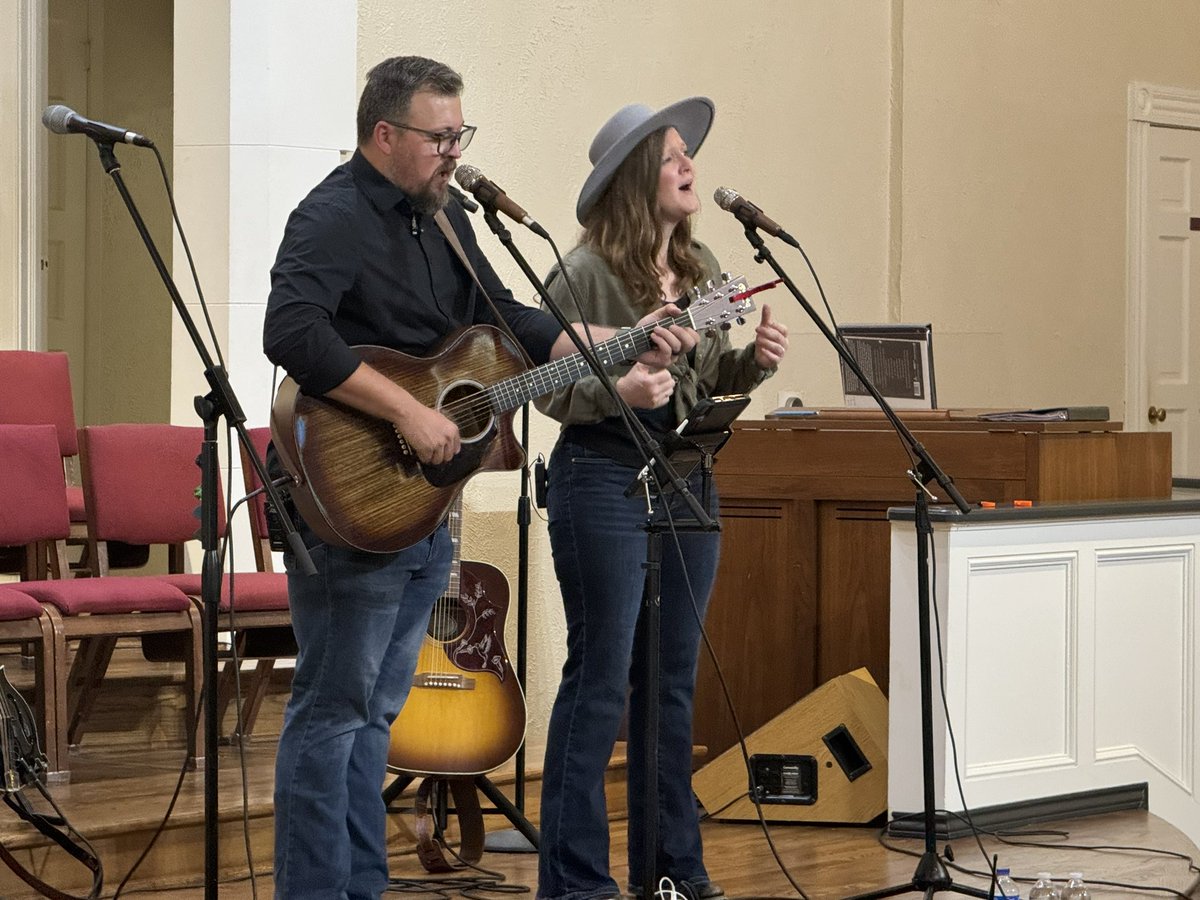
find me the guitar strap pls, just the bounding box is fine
[433,210,535,369]
[412,775,484,873]
[1,785,103,900]
[0,667,102,900]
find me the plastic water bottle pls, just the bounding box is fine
[1029,873,1060,899]
[995,868,1021,899]
[1061,873,1090,900]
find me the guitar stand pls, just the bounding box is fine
[382,770,539,869]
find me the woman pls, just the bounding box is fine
[535,97,790,900]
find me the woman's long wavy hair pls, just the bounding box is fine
[580,128,706,313]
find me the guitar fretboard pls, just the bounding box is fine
[484,312,694,414]
[444,500,462,602]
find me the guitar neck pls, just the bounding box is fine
[444,498,463,601]
[485,309,697,414]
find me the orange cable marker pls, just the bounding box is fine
[1013,499,1033,508]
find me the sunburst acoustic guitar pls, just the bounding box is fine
[387,498,523,776]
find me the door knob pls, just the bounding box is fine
[1148,405,1167,423]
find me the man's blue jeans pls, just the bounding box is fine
[274,520,451,900]
[537,441,720,900]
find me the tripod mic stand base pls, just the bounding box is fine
[843,850,992,900]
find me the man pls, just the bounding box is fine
[263,55,696,900]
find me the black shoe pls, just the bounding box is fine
[688,883,726,900]
[630,881,726,900]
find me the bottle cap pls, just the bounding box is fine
[1069,872,1083,878]
[996,867,1010,875]
[1037,872,1053,878]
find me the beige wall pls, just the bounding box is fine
[901,0,1200,410]
[83,0,173,424]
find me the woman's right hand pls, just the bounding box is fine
[616,362,676,409]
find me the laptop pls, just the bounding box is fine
[837,323,936,410]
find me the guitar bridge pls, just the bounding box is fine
[392,425,412,457]
[411,673,476,691]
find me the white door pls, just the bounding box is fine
[45,0,90,417]
[1143,124,1200,477]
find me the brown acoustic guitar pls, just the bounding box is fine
[269,274,756,553]
[387,499,524,776]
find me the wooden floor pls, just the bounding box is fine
[0,739,1196,899]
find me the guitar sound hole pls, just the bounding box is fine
[426,596,465,642]
[441,382,491,441]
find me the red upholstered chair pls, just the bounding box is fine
[0,424,201,779]
[240,427,277,574]
[0,586,59,779]
[0,351,89,575]
[227,426,298,734]
[79,424,292,741]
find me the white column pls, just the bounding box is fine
[171,0,356,427]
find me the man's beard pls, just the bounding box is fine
[403,161,455,216]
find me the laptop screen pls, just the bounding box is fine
[837,323,936,410]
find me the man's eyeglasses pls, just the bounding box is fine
[386,121,477,155]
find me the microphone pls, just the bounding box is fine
[454,165,549,239]
[713,186,799,248]
[41,104,154,148]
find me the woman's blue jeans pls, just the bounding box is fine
[273,519,452,900]
[537,441,720,900]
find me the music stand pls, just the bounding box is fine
[624,395,745,895]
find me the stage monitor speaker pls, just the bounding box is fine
[692,667,887,824]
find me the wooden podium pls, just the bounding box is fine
[694,412,1171,759]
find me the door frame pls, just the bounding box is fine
[6,0,46,349]
[1126,82,1200,433]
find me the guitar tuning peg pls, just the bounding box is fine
[721,322,733,331]
[704,279,715,293]
[720,271,733,283]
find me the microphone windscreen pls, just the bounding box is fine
[713,186,739,211]
[710,186,739,211]
[454,165,483,190]
[42,104,75,135]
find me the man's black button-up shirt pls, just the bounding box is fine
[264,150,561,395]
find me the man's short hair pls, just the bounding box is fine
[357,56,464,145]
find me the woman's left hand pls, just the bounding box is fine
[753,304,789,369]
[633,304,699,369]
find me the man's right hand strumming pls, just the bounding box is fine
[325,362,461,466]
[394,402,461,465]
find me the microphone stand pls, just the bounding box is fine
[477,207,717,895]
[733,223,985,900]
[480,400,537,854]
[89,140,315,900]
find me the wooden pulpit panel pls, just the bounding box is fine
[693,417,1171,760]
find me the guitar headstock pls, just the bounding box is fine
[683,273,756,331]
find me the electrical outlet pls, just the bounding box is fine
[777,390,804,408]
